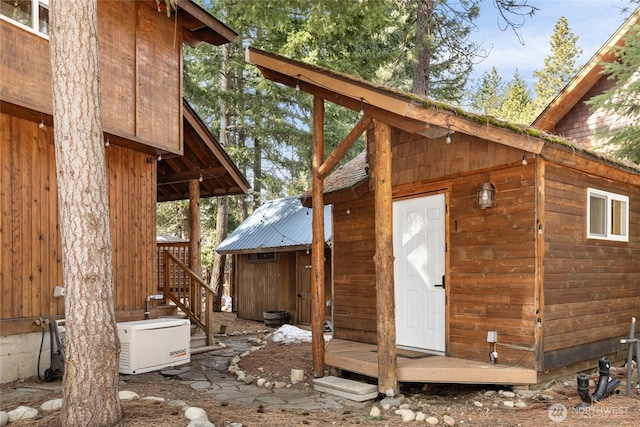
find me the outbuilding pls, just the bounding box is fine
[246,46,640,390]
[217,196,332,326]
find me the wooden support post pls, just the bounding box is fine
[189,179,202,275]
[189,179,210,344]
[311,96,326,377]
[373,119,398,395]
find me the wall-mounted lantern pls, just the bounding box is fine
[477,177,495,209]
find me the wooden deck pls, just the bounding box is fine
[326,339,538,386]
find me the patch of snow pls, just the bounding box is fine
[269,324,332,345]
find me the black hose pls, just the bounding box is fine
[577,373,591,404]
[36,321,45,381]
[603,377,621,399]
[592,357,611,401]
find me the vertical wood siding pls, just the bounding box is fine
[107,144,157,312]
[0,1,182,153]
[0,114,157,330]
[1,114,63,320]
[235,252,296,322]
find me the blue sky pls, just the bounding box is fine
[471,0,635,86]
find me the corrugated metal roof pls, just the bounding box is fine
[216,196,331,254]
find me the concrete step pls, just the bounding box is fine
[313,376,378,402]
[190,333,207,349]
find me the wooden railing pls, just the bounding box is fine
[157,242,189,293]
[163,250,215,346]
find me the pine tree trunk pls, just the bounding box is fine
[49,0,121,425]
[211,197,228,311]
[210,44,230,310]
[412,0,434,97]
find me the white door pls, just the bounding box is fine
[393,193,446,353]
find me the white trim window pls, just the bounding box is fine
[0,0,49,36]
[587,188,629,242]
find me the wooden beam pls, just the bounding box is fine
[254,66,428,135]
[311,96,326,377]
[534,159,546,371]
[373,119,398,395]
[182,102,250,193]
[246,48,409,116]
[157,166,227,185]
[541,144,640,184]
[189,179,210,345]
[533,11,639,131]
[318,116,372,180]
[189,178,202,277]
[246,47,546,154]
[176,1,238,45]
[404,103,545,154]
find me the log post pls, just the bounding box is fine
[190,179,210,344]
[373,119,398,395]
[311,96,326,377]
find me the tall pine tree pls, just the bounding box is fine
[532,16,582,116]
[471,66,505,117]
[586,22,640,163]
[501,69,535,124]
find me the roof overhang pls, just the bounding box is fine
[533,10,639,131]
[157,101,249,202]
[246,47,545,155]
[176,1,237,47]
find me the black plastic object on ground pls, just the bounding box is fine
[576,357,621,408]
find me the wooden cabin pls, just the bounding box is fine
[533,10,639,156]
[246,47,640,389]
[0,1,248,384]
[216,196,332,326]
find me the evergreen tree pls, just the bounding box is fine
[176,0,538,270]
[586,22,640,163]
[501,69,535,124]
[532,16,582,116]
[471,66,505,117]
[410,0,536,101]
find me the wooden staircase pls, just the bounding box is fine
[162,250,216,349]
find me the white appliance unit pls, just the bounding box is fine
[117,318,190,374]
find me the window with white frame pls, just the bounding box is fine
[0,0,49,36]
[587,188,629,242]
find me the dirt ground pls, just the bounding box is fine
[2,312,639,426]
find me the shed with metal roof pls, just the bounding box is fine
[217,196,332,325]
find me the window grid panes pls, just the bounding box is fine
[0,0,48,36]
[587,188,629,242]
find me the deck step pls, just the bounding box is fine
[313,376,378,402]
[190,333,207,349]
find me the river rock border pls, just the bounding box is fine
[226,329,305,390]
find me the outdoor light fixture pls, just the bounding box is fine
[359,98,364,117]
[522,154,527,166]
[295,74,300,91]
[477,176,495,209]
[39,113,44,129]
[446,128,452,144]
[199,169,203,182]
